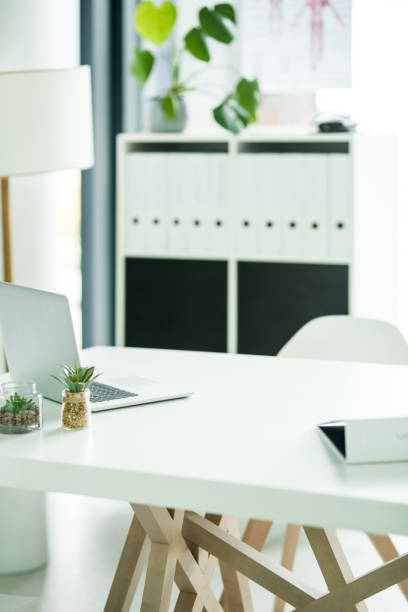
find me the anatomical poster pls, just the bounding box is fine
[240,0,352,91]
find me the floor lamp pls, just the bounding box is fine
[0,66,94,573]
[0,66,94,282]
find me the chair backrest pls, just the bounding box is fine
[278,315,408,365]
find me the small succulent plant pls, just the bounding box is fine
[3,392,36,413]
[52,363,101,393]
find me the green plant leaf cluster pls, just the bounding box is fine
[130,2,260,133]
[135,1,177,45]
[213,78,260,134]
[130,49,155,85]
[3,393,36,413]
[132,1,177,86]
[52,363,101,393]
[185,3,236,62]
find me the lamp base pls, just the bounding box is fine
[1,177,12,283]
[0,487,48,573]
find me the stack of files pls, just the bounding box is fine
[207,153,230,255]
[302,154,329,258]
[126,153,147,252]
[185,154,208,253]
[328,154,352,258]
[237,154,258,257]
[167,153,189,252]
[258,153,284,257]
[143,152,168,253]
[282,154,305,258]
[282,154,330,259]
[126,153,168,253]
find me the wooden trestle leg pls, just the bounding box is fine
[105,505,408,612]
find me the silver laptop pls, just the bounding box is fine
[0,282,193,411]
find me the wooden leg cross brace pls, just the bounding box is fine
[105,505,408,612]
[182,512,408,612]
[104,505,253,612]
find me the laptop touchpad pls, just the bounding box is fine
[107,376,156,388]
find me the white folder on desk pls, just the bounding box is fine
[168,153,188,252]
[303,154,329,258]
[126,153,147,252]
[186,154,208,253]
[282,154,304,257]
[318,417,408,464]
[258,154,283,257]
[237,154,258,257]
[207,153,229,254]
[328,154,352,258]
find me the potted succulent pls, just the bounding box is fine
[0,382,42,434]
[52,364,100,430]
[131,1,260,133]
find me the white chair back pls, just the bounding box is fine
[279,315,408,365]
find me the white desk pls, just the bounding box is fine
[0,346,407,611]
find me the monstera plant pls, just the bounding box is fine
[131,1,260,133]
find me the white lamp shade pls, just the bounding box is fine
[0,66,94,176]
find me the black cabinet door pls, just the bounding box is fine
[125,258,227,352]
[238,262,348,356]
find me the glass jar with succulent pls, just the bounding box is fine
[131,1,260,133]
[0,381,42,434]
[52,364,100,431]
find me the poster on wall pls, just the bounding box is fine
[240,0,352,91]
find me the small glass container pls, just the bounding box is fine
[0,381,42,434]
[61,389,91,430]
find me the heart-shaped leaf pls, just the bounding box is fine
[213,97,250,134]
[235,78,260,122]
[130,49,154,85]
[161,94,179,119]
[199,7,233,44]
[184,27,210,62]
[214,3,236,24]
[135,1,177,46]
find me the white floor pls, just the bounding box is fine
[0,494,407,611]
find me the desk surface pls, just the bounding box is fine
[0,346,407,536]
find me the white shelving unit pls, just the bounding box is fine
[116,129,397,354]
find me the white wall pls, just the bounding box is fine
[0,0,81,349]
[316,0,408,337]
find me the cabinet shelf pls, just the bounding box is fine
[116,130,397,354]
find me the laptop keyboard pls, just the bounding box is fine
[90,382,138,404]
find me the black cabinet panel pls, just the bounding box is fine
[125,258,227,352]
[238,262,348,356]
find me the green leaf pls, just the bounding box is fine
[235,78,260,122]
[184,27,210,62]
[213,97,250,134]
[214,3,236,24]
[52,363,101,391]
[135,1,176,46]
[161,95,177,119]
[130,49,154,85]
[199,7,233,44]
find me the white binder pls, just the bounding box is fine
[168,153,188,252]
[328,154,352,258]
[143,153,168,253]
[258,154,284,257]
[126,153,147,252]
[282,154,305,257]
[207,153,229,255]
[303,154,329,258]
[186,154,208,254]
[318,416,408,464]
[237,154,258,257]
